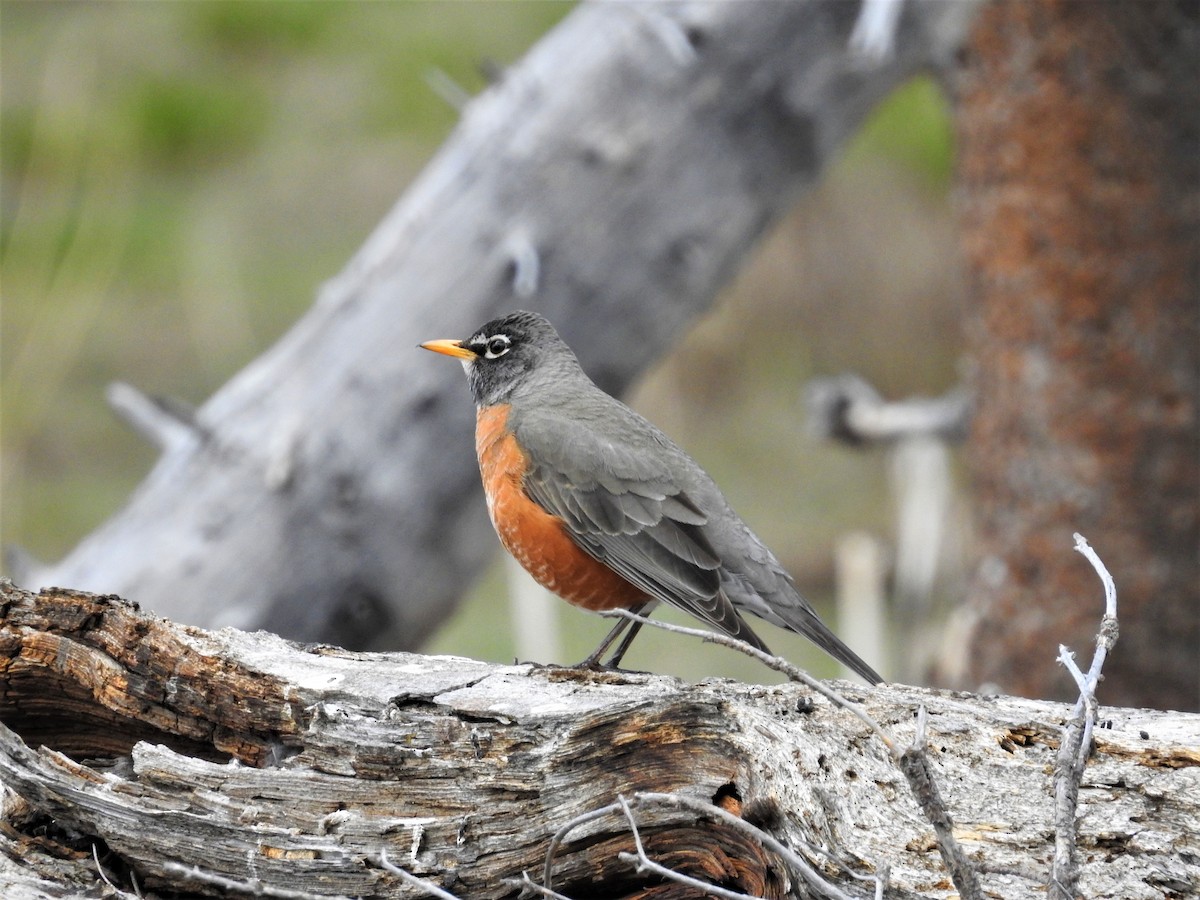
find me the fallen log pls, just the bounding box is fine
[1,581,1197,898]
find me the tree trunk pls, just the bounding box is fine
[17,0,980,653]
[953,0,1200,710]
[3,581,1198,899]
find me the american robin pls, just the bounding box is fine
[421,310,883,683]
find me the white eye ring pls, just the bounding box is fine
[483,335,510,359]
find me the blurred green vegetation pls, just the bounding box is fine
[2,2,961,682]
[2,0,569,556]
[843,75,954,190]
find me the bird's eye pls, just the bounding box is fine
[484,335,511,359]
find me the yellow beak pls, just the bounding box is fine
[419,339,476,360]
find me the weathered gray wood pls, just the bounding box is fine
[2,582,1197,899]
[21,0,981,650]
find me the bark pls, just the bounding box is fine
[2,581,1198,899]
[953,0,1200,710]
[17,0,980,652]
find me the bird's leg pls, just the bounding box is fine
[601,619,644,669]
[575,602,652,670]
[575,618,632,669]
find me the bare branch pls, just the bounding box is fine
[502,872,576,900]
[105,380,200,453]
[805,373,971,446]
[91,843,138,898]
[1050,534,1120,900]
[541,788,863,899]
[602,608,895,750]
[895,708,984,900]
[615,795,760,900]
[1072,532,1119,692]
[868,863,888,900]
[1056,647,1087,694]
[632,793,857,900]
[423,68,471,112]
[542,799,622,890]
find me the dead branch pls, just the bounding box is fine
[1049,533,1120,900]
[805,374,971,447]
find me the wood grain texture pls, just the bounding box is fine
[2,581,1198,898]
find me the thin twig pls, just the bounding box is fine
[1049,533,1119,900]
[602,608,895,750]
[542,800,623,890]
[1073,532,1117,619]
[870,863,888,900]
[423,68,471,111]
[92,843,141,898]
[895,708,984,900]
[615,795,758,900]
[1057,647,1086,692]
[633,793,856,900]
[92,844,117,891]
[502,871,576,900]
[379,848,463,900]
[105,380,199,452]
[542,788,865,900]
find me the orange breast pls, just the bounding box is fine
[475,405,648,612]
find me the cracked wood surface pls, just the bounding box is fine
[1,582,1197,899]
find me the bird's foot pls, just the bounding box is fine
[512,658,555,670]
[569,655,650,676]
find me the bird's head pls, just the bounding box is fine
[420,310,582,407]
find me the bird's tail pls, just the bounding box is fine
[790,608,884,684]
[721,576,884,683]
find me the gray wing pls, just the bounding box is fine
[515,412,771,653]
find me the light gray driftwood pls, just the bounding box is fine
[2,582,1197,899]
[19,0,980,650]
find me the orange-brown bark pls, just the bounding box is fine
[955,0,1199,710]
